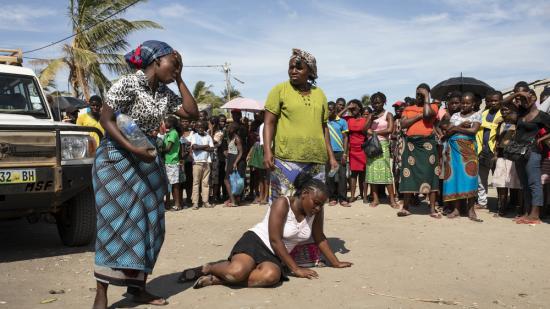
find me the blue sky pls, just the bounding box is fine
[2,0,550,105]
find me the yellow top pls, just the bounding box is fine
[264,81,328,163]
[76,112,104,146]
[476,109,502,153]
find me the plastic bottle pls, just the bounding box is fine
[328,165,339,182]
[115,111,157,157]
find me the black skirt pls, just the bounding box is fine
[229,231,288,281]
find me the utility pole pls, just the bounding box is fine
[182,62,243,103]
[223,62,231,102]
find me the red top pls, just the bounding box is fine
[347,117,367,147]
[402,104,439,136]
[538,128,550,159]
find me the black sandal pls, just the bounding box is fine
[178,265,205,283]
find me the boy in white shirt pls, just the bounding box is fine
[191,121,215,209]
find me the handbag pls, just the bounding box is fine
[503,140,531,161]
[478,148,495,169]
[289,242,324,268]
[362,132,383,157]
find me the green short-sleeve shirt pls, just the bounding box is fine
[264,81,328,164]
[163,129,180,164]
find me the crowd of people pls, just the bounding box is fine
[148,81,550,226]
[322,83,550,224]
[84,40,550,308]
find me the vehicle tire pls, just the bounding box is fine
[56,187,96,246]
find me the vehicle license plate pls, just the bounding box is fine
[0,169,36,184]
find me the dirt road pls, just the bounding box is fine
[1,194,549,308]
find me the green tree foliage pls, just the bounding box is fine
[37,0,161,100]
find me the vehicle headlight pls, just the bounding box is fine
[61,135,96,160]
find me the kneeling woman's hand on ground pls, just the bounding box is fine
[332,261,353,268]
[292,267,319,279]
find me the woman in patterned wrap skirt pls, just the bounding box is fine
[92,40,198,309]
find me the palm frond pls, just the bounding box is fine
[37,58,67,88]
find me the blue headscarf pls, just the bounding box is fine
[124,40,174,70]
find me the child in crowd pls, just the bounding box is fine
[180,118,194,206]
[190,121,214,209]
[493,102,522,217]
[164,116,183,210]
[475,90,503,210]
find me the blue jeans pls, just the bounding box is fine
[515,151,543,207]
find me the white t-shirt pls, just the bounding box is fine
[450,111,482,127]
[190,133,214,163]
[249,197,315,254]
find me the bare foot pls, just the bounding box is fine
[447,209,460,219]
[369,201,379,208]
[397,209,411,217]
[468,208,483,222]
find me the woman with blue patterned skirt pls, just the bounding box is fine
[92,40,198,309]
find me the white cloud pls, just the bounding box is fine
[0,5,55,31]
[40,0,550,103]
[158,3,191,17]
[277,0,298,18]
[413,13,450,24]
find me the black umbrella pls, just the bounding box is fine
[51,96,86,111]
[431,75,494,101]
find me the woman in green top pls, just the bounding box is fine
[164,116,183,210]
[263,49,338,202]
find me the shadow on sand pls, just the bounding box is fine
[0,218,93,263]
[327,237,351,254]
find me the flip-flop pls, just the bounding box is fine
[329,200,338,206]
[469,217,483,223]
[430,213,442,219]
[178,265,205,283]
[339,200,350,207]
[126,292,168,306]
[516,218,541,225]
[397,210,411,217]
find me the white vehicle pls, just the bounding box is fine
[0,49,100,246]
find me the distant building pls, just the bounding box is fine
[501,78,550,99]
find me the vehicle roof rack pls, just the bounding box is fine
[0,49,23,66]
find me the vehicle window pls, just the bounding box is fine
[0,74,47,117]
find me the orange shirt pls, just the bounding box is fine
[402,104,439,136]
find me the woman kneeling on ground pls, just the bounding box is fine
[180,172,352,288]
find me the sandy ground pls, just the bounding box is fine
[1,189,550,309]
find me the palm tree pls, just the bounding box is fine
[193,81,223,108]
[221,87,241,102]
[361,94,371,107]
[37,0,161,100]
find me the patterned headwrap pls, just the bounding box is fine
[290,48,318,82]
[125,40,174,70]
